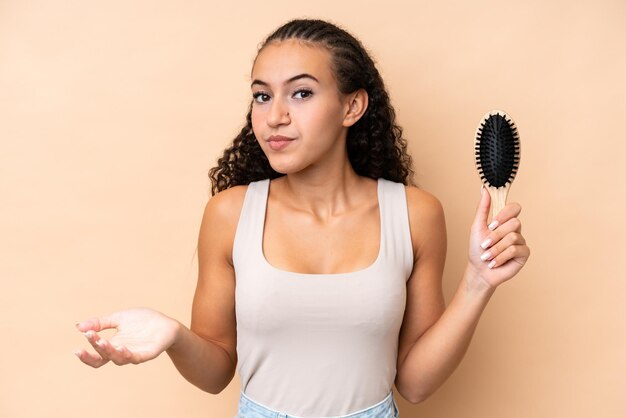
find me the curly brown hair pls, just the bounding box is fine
[208,19,415,195]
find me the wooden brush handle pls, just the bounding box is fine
[486,184,510,221]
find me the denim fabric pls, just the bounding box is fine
[235,390,399,418]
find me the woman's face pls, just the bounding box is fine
[250,39,353,175]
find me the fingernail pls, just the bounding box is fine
[480,251,492,261]
[114,345,124,352]
[488,220,499,230]
[73,350,82,358]
[488,260,496,269]
[83,331,93,339]
[480,238,492,249]
[96,339,105,347]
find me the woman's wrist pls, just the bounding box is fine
[462,263,497,300]
[166,318,186,353]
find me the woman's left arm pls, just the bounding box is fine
[395,186,530,404]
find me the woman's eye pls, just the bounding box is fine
[293,89,313,99]
[252,92,270,103]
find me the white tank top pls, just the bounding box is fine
[233,177,413,417]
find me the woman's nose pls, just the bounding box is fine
[267,99,290,127]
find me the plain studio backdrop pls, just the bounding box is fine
[1,1,624,417]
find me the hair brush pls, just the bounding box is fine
[474,110,521,220]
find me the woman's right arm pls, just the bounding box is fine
[165,187,244,393]
[75,187,245,394]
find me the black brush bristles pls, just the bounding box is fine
[475,111,520,188]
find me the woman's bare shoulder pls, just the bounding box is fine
[403,185,446,257]
[404,185,443,214]
[205,184,249,221]
[199,184,249,262]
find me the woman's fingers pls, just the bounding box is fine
[98,340,134,366]
[84,331,138,366]
[483,244,530,269]
[479,230,526,263]
[476,213,528,271]
[76,315,118,333]
[83,330,111,360]
[480,217,522,250]
[76,331,139,367]
[488,202,522,231]
[74,348,109,368]
[75,314,128,365]
[472,186,492,229]
[469,193,530,286]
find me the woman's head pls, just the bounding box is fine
[250,37,368,175]
[209,19,414,195]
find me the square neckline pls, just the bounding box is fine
[258,178,384,278]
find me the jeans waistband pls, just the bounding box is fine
[237,390,398,418]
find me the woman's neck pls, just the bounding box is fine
[276,162,368,220]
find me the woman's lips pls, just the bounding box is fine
[267,136,294,151]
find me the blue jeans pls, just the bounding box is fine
[235,390,400,418]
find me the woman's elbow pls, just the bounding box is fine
[395,380,435,405]
[402,391,431,405]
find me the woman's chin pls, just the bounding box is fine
[267,159,304,175]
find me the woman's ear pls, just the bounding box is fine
[342,89,368,127]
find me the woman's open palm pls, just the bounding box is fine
[75,308,180,368]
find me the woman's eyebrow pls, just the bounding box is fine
[251,73,319,88]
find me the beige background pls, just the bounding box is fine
[1,0,624,417]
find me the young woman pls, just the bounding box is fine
[75,19,530,418]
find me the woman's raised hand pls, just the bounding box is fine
[467,186,531,290]
[74,308,180,368]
